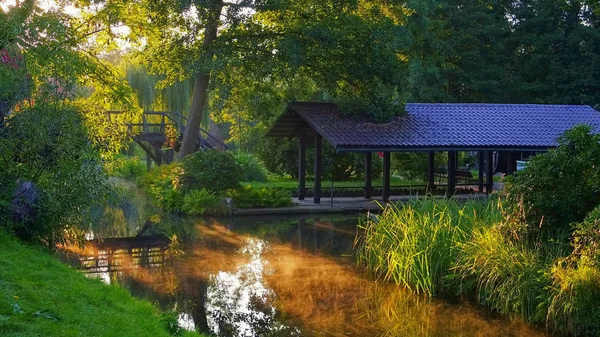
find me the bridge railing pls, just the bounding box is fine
[106,110,228,150]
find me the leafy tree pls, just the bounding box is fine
[112,0,411,160]
[506,0,600,107]
[504,125,600,235]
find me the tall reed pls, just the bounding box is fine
[356,198,500,297]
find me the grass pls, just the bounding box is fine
[356,197,600,336]
[243,176,423,191]
[0,231,202,337]
[356,198,502,296]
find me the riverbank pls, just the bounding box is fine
[356,198,600,336]
[0,231,202,337]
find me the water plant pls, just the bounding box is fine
[356,198,501,296]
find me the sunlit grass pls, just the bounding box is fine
[355,198,501,296]
[0,231,202,337]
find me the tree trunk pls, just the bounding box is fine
[177,13,220,160]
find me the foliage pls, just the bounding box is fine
[1,1,140,158]
[455,226,556,323]
[547,263,600,337]
[234,152,268,182]
[108,156,146,178]
[140,163,184,210]
[571,205,600,268]
[182,189,224,216]
[180,150,243,193]
[357,197,600,335]
[356,198,502,296]
[504,125,600,235]
[0,231,202,337]
[0,104,114,245]
[227,186,293,209]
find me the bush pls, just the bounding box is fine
[181,150,242,193]
[571,205,600,268]
[504,125,600,235]
[140,163,184,208]
[227,185,293,209]
[0,104,113,245]
[234,152,268,182]
[182,189,224,215]
[110,156,146,178]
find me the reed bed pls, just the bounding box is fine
[356,198,501,296]
[356,197,600,336]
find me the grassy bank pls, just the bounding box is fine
[356,198,600,336]
[0,231,201,337]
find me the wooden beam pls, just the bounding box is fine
[298,134,306,200]
[136,141,160,164]
[427,151,435,192]
[314,134,322,204]
[447,151,457,197]
[478,151,484,192]
[486,151,494,194]
[364,152,372,199]
[382,152,391,202]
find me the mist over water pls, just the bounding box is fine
[63,186,549,337]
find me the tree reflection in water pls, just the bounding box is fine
[64,214,549,337]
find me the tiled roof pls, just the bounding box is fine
[267,102,600,151]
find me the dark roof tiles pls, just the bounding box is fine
[272,102,600,150]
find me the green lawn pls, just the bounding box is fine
[0,232,202,337]
[242,176,425,190]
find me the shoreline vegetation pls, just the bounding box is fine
[0,231,202,337]
[355,126,600,337]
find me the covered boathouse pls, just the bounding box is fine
[267,102,600,204]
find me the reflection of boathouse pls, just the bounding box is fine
[78,236,172,274]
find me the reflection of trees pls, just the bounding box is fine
[69,216,547,337]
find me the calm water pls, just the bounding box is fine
[64,184,549,337]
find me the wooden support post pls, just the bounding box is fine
[382,152,391,202]
[506,151,515,175]
[447,151,457,197]
[478,151,484,193]
[486,151,494,194]
[298,134,306,201]
[427,151,435,192]
[364,152,372,199]
[314,134,322,204]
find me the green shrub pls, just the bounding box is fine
[356,198,500,296]
[504,125,600,235]
[0,104,113,245]
[235,152,268,182]
[227,185,293,209]
[182,189,223,215]
[181,150,242,193]
[140,163,184,207]
[571,205,600,268]
[111,156,146,178]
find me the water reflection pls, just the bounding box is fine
[65,216,549,337]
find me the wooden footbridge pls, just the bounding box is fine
[107,110,228,165]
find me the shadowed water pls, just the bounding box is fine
[63,207,549,337]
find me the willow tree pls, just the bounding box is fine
[117,0,410,159]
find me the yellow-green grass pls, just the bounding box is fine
[0,231,201,337]
[356,198,502,297]
[243,176,423,191]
